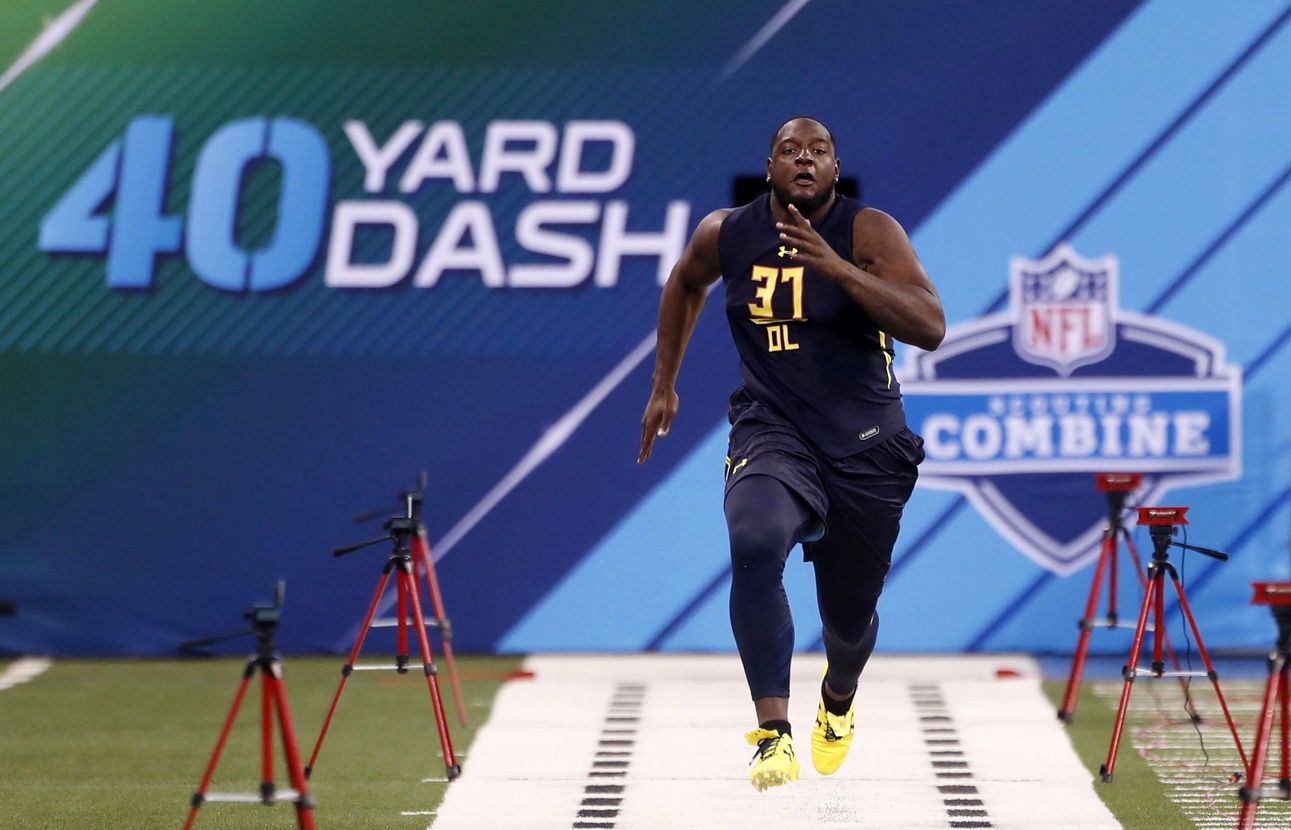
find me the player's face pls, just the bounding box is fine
[767,120,839,215]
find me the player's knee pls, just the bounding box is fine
[728,520,793,577]
[822,608,880,649]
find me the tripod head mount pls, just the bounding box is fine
[246,580,286,628]
[351,470,429,525]
[1097,472,1142,493]
[1252,583,1291,657]
[178,580,285,656]
[333,515,417,558]
[1137,506,1228,563]
[1096,472,1142,525]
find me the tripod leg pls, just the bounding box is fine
[1239,655,1283,830]
[402,567,461,779]
[1107,527,1120,624]
[1168,572,1249,771]
[266,661,317,830]
[1122,532,1199,718]
[182,663,255,830]
[261,670,275,802]
[1060,530,1114,722]
[396,570,410,672]
[1281,663,1290,797]
[415,528,468,727]
[1151,572,1167,675]
[1101,573,1158,782]
[306,568,394,778]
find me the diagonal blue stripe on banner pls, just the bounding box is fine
[1146,159,1291,315]
[980,0,1291,316]
[645,568,730,651]
[893,9,1291,652]
[1245,322,1291,380]
[966,571,1054,652]
[887,499,968,583]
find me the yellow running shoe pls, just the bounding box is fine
[812,669,856,775]
[745,727,799,791]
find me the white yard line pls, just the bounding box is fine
[0,656,53,690]
[429,654,1119,830]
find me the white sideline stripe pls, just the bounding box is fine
[718,0,813,85]
[0,0,100,95]
[429,654,1120,830]
[0,656,53,690]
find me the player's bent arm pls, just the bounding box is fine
[638,209,727,464]
[838,208,945,351]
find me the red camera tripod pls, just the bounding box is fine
[1238,581,1291,829]
[350,473,467,726]
[1099,507,1247,782]
[1058,473,1196,723]
[306,501,460,783]
[181,583,316,830]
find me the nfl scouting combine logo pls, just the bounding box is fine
[899,244,1242,575]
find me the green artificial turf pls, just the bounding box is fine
[0,654,521,829]
[3,657,1270,829]
[1042,678,1197,830]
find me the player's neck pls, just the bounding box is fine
[770,191,836,226]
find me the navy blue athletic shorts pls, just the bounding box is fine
[723,393,923,566]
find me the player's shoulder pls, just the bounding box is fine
[852,205,905,232]
[851,204,913,245]
[701,207,735,228]
[691,207,733,250]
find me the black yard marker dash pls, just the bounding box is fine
[914,684,996,829]
[572,683,646,829]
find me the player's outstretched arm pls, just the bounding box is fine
[638,209,727,464]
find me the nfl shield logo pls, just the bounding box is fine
[899,241,1241,575]
[1011,243,1116,376]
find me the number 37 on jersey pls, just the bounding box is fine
[747,265,805,352]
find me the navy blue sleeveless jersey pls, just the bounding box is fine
[718,193,906,459]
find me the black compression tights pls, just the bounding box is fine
[726,474,879,700]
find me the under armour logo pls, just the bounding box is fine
[778,246,798,258]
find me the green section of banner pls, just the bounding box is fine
[0,0,72,72]
[41,0,772,70]
[0,0,796,358]
[0,60,728,356]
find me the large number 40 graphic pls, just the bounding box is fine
[39,115,332,291]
